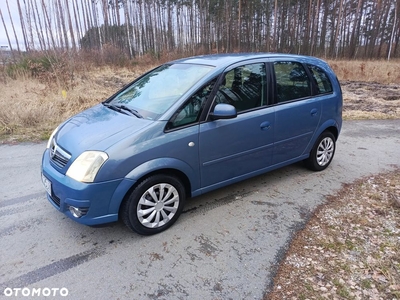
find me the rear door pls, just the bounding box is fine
[271,60,322,164]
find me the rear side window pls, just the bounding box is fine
[274,62,311,103]
[307,64,333,94]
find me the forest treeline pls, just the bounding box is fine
[1,0,400,60]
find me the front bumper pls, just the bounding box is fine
[41,149,133,225]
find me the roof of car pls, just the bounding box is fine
[169,53,323,68]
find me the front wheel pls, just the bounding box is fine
[121,174,186,235]
[305,131,336,171]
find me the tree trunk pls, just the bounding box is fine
[0,8,16,60]
[17,0,29,51]
[388,0,398,60]
[65,0,77,51]
[6,0,21,53]
[122,0,133,58]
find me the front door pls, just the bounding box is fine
[199,62,275,191]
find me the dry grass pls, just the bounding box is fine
[328,59,400,84]
[266,169,400,300]
[0,64,155,142]
[0,58,399,142]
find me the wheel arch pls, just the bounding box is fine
[324,125,339,141]
[315,120,340,143]
[303,120,340,158]
[112,158,196,215]
[126,168,192,200]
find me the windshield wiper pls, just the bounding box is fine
[103,103,143,118]
[103,102,124,113]
[115,105,143,118]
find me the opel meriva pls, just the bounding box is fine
[41,53,343,235]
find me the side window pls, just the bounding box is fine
[214,63,266,112]
[307,64,333,94]
[166,79,216,130]
[274,61,311,103]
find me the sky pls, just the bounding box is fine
[0,1,22,50]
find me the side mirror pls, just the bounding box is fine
[210,103,237,120]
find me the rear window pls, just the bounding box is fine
[274,61,311,103]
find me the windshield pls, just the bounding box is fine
[109,63,214,120]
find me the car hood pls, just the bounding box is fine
[55,104,152,155]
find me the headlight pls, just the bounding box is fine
[46,126,60,149]
[66,151,108,183]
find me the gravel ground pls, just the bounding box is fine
[266,169,400,300]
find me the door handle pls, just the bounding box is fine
[310,108,318,116]
[260,121,271,130]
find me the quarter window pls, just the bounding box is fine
[274,62,311,103]
[307,64,333,94]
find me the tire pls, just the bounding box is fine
[121,174,185,235]
[305,131,336,171]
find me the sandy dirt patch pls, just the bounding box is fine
[342,81,400,120]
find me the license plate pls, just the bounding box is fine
[42,173,52,195]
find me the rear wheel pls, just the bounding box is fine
[305,131,336,171]
[121,174,185,235]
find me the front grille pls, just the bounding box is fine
[51,149,69,168]
[49,140,71,168]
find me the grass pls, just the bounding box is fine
[328,59,400,84]
[0,63,155,142]
[0,54,399,142]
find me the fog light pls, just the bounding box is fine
[69,206,88,218]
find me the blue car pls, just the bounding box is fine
[41,53,342,235]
